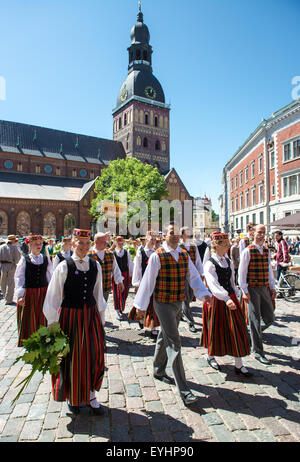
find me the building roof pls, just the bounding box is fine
[0,171,95,202]
[0,120,126,163]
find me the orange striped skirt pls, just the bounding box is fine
[51,304,105,406]
[17,286,48,347]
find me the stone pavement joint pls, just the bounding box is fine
[0,291,299,442]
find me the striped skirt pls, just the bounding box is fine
[17,286,48,347]
[200,293,250,357]
[52,304,105,406]
[112,271,131,312]
[128,295,160,329]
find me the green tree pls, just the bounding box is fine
[89,158,169,230]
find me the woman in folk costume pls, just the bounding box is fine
[128,232,160,337]
[43,229,106,415]
[239,223,255,325]
[14,235,53,347]
[112,236,134,320]
[88,232,124,302]
[201,232,252,377]
[52,237,73,271]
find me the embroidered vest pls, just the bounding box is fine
[24,255,48,289]
[154,248,189,303]
[247,245,269,287]
[88,250,114,293]
[61,257,98,309]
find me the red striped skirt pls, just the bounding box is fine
[112,271,131,312]
[51,304,105,406]
[240,296,249,325]
[128,295,160,329]
[200,293,250,357]
[17,286,48,347]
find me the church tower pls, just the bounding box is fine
[112,3,170,173]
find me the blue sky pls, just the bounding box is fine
[0,0,299,212]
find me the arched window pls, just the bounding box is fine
[0,210,8,235]
[136,49,141,60]
[64,213,76,237]
[143,50,148,61]
[143,137,148,148]
[154,116,158,127]
[124,113,127,126]
[145,113,149,125]
[43,212,56,237]
[155,140,161,151]
[118,118,122,130]
[16,211,31,236]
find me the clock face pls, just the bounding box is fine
[145,86,157,99]
[120,88,128,102]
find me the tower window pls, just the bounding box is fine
[145,114,149,125]
[143,137,148,148]
[155,140,161,151]
[136,49,141,60]
[118,118,122,130]
[143,50,148,61]
[154,116,158,127]
[124,113,127,126]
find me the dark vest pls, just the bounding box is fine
[24,255,48,289]
[140,248,149,276]
[57,250,73,262]
[61,257,98,309]
[114,249,129,273]
[197,241,208,262]
[209,257,234,295]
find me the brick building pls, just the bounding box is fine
[0,6,192,237]
[220,100,300,234]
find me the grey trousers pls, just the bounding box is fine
[153,299,190,396]
[0,268,16,303]
[248,286,275,356]
[181,280,195,326]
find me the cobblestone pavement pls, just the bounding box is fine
[0,289,299,443]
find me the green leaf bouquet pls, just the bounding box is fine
[11,323,70,405]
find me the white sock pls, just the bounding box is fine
[207,355,215,361]
[234,357,248,372]
[90,391,100,408]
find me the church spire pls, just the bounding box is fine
[137,1,143,22]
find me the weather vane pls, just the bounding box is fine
[139,1,142,12]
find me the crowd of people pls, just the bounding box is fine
[0,222,293,414]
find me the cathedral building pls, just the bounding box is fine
[0,5,192,237]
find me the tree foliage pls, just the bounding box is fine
[89,158,169,222]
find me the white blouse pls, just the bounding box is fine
[133,242,211,311]
[14,253,53,299]
[52,250,72,271]
[42,253,106,326]
[132,245,155,287]
[204,254,239,302]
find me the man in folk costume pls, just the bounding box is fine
[112,236,133,320]
[52,237,73,271]
[239,224,276,365]
[0,234,21,305]
[88,232,124,302]
[201,232,252,375]
[129,232,160,338]
[239,222,255,254]
[14,235,53,347]
[133,224,212,406]
[43,229,106,415]
[179,227,204,333]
